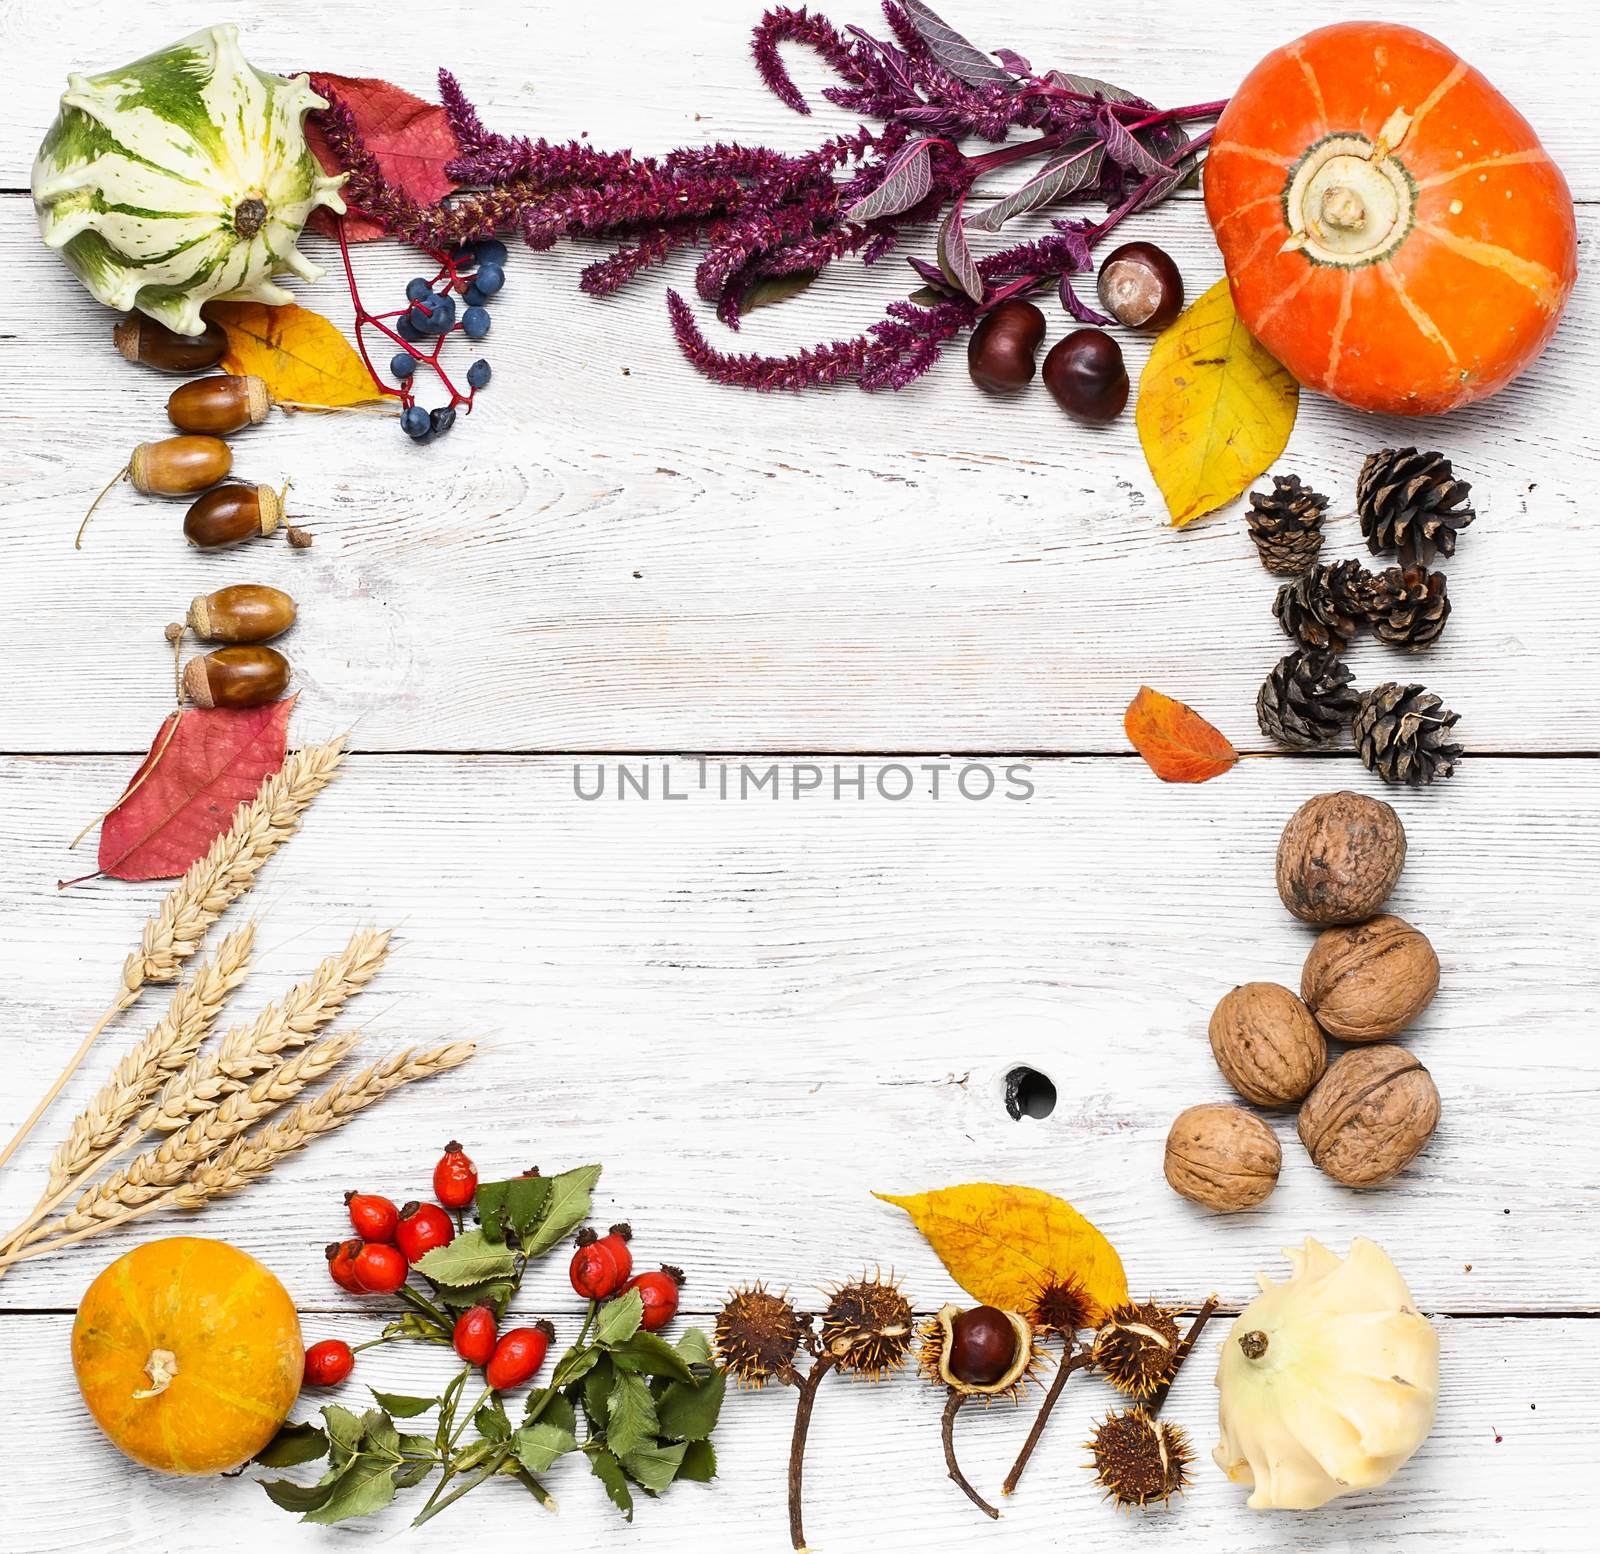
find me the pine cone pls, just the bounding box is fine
[1257,650,1358,749]
[1354,682,1462,786]
[1273,559,1367,651]
[1363,566,1450,649]
[1357,448,1475,565]
[1246,474,1327,575]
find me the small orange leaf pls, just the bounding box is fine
[208,301,380,408]
[875,1183,1128,1325]
[1124,686,1239,783]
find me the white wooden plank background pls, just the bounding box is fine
[1,1,1597,1551]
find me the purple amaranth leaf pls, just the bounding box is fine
[965,140,1105,233]
[906,254,952,290]
[936,201,983,302]
[1132,167,1185,213]
[843,136,934,220]
[1044,70,1153,111]
[1100,112,1172,178]
[993,48,1032,75]
[1059,272,1112,326]
[900,0,1017,89]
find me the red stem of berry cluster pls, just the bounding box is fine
[332,215,480,412]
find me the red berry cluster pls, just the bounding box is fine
[569,1223,683,1332]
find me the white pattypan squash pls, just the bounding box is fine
[32,24,345,335]
[1214,1236,1438,1510]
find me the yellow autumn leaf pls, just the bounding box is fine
[208,300,381,408]
[875,1183,1128,1324]
[1136,277,1299,527]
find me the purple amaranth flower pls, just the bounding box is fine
[750,5,871,114]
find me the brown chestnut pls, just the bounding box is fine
[188,584,297,643]
[967,299,1046,392]
[167,375,270,435]
[182,645,290,709]
[1042,329,1128,422]
[948,1306,1021,1387]
[1096,242,1184,330]
[113,313,228,374]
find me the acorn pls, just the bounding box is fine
[184,484,291,549]
[715,1284,809,1388]
[818,1275,915,1378]
[1086,1407,1193,1509]
[1091,1301,1182,1399]
[187,585,297,644]
[113,313,227,374]
[167,375,271,435]
[182,645,290,709]
[77,437,235,547]
[919,1304,1037,1398]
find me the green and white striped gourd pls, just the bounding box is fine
[32,25,346,335]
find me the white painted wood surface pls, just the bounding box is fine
[1,2,1596,1550]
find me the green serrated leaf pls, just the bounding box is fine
[511,1416,578,1476]
[622,1440,688,1492]
[393,1459,434,1490]
[321,1405,366,1468]
[253,1420,328,1468]
[366,1413,403,1460]
[678,1438,718,1483]
[605,1371,658,1458]
[369,1389,438,1419]
[475,1398,511,1442]
[607,1330,696,1382]
[437,1275,517,1314]
[547,1343,600,1392]
[475,1173,551,1243]
[674,1327,713,1368]
[398,1433,435,1456]
[259,1475,335,1513]
[414,1229,518,1290]
[595,1288,644,1346]
[519,1164,603,1258]
[739,270,818,314]
[436,1366,470,1450]
[583,1355,614,1433]
[590,1448,634,1521]
[302,1458,400,1526]
[657,1368,727,1443]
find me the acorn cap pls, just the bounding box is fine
[112,315,142,364]
[128,442,151,491]
[243,375,271,425]
[188,593,213,639]
[255,484,283,537]
[182,655,215,708]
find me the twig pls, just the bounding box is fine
[786,1353,836,1551]
[1002,1344,1092,1495]
[1146,1295,1218,1418]
[941,1391,999,1519]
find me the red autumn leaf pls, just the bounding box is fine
[1124,686,1239,783]
[304,73,461,242]
[96,701,294,881]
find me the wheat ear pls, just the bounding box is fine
[0,736,347,1176]
[11,1035,359,1257]
[0,1043,475,1269]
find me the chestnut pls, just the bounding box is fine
[1096,241,1184,330]
[967,299,1046,392]
[1043,329,1128,422]
[948,1305,1021,1387]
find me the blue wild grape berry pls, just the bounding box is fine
[430,405,456,436]
[462,306,491,340]
[401,405,432,441]
[463,283,489,308]
[396,314,423,343]
[390,351,416,379]
[429,296,457,333]
[405,276,432,303]
[467,358,491,390]
[472,262,505,297]
[474,239,509,267]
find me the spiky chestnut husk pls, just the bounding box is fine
[1092,1300,1182,1399]
[715,1283,808,1388]
[917,1304,1040,1399]
[1086,1407,1193,1509]
[1028,1275,1097,1336]
[819,1275,914,1378]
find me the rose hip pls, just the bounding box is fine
[303,1339,355,1387]
[395,1200,455,1263]
[485,1323,554,1390]
[345,1191,399,1244]
[326,1238,363,1293]
[432,1141,478,1210]
[453,1304,499,1368]
[353,1242,409,1294]
[625,1266,684,1332]
[570,1224,633,1301]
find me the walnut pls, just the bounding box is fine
[1163,1103,1280,1212]
[1208,982,1327,1107]
[1298,1045,1440,1187]
[1301,914,1439,1041]
[1276,791,1406,925]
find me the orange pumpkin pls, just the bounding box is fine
[1205,22,1577,415]
[72,1236,302,1475]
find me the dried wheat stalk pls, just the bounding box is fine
[137,928,390,1136]
[0,1043,475,1270]
[0,736,347,1175]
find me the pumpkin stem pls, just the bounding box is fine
[132,1347,179,1399]
[1320,186,1367,233]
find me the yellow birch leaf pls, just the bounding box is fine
[1136,277,1299,527]
[208,300,381,408]
[875,1183,1128,1324]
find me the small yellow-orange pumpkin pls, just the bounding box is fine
[72,1237,302,1475]
[1205,23,1577,415]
